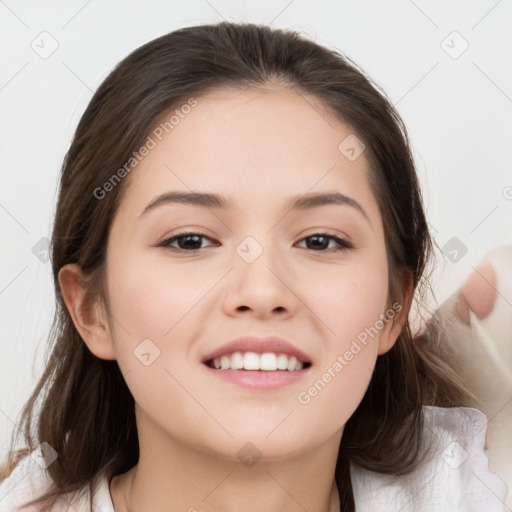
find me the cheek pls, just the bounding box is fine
[294,273,388,436]
[304,256,390,348]
[300,255,389,397]
[107,252,208,337]
[104,254,218,434]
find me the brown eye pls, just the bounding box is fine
[158,231,352,253]
[297,233,353,252]
[159,232,217,251]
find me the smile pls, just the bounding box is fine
[203,351,313,390]
[205,351,312,371]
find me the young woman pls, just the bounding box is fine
[0,21,507,512]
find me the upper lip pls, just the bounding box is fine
[201,336,313,364]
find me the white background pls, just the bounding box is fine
[1,0,511,456]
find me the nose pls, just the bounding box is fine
[222,238,299,320]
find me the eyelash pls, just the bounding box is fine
[158,231,353,253]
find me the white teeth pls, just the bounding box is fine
[243,352,260,370]
[287,356,298,371]
[260,353,277,371]
[211,351,307,371]
[230,352,244,369]
[276,354,288,370]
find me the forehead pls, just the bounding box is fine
[119,86,379,222]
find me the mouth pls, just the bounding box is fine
[200,336,313,389]
[203,351,313,372]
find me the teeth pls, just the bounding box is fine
[211,352,306,371]
[220,355,230,370]
[287,356,298,372]
[260,353,277,371]
[244,352,260,370]
[231,352,244,369]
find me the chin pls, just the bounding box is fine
[199,425,314,464]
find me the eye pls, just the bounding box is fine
[296,233,353,252]
[158,232,218,251]
[158,231,353,253]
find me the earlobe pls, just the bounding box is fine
[58,263,117,360]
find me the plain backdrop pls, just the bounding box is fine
[1,0,511,457]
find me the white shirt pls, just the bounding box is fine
[0,406,508,511]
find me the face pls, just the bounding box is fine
[98,85,402,461]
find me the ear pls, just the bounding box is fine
[58,263,117,360]
[377,269,414,356]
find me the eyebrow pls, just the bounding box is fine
[140,190,369,222]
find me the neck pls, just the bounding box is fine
[110,411,344,512]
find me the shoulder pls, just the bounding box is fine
[350,406,509,511]
[0,454,113,512]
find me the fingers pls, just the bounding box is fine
[455,260,497,324]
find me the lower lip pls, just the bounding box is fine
[202,364,311,390]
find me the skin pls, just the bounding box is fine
[59,85,411,512]
[455,260,497,324]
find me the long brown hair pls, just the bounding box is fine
[1,21,474,511]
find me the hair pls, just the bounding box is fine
[1,21,475,512]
